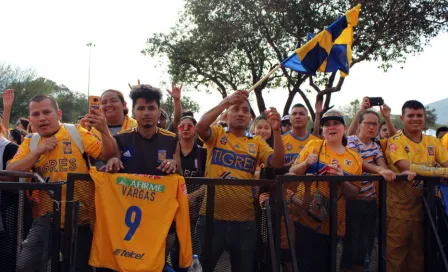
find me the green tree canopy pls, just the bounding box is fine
[1,63,88,125]
[144,0,448,118]
[161,95,201,123]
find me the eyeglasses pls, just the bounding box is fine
[281,122,291,127]
[362,121,379,127]
[177,124,194,131]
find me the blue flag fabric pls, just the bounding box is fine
[281,4,361,77]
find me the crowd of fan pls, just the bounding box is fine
[0,84,447,272]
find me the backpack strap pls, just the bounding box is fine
[29,133,41,153]
[63,124,84,154]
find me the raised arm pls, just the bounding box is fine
[347,97,371,136]
[380,104,397,137]
[196,90,248,142]
[313,99,324,138]
[2,89,14,134]
[265,107,285,168]
[167,82,182,133]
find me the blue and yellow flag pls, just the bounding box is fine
[281,4,361,77]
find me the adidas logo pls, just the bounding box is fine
[123,150,132,157]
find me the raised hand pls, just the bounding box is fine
[361,97,372,112]
[264,107,281,132]
[84,109,108,133]
[226,90,249,106]
[380,104,392,119]
[2,89,14,108]
[167,82,182,101]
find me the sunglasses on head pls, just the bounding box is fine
[177,124,194,131]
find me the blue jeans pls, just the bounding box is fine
[196,216,257,272]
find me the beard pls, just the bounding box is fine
[142,124,152,129]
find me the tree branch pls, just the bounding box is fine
[351,0,398,66]
[309,77,321,92]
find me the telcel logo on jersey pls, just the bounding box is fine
[114,248,145,260]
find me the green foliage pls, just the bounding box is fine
[425,106,438,129]
[55,85,88,123]
[143,0,448,117]
[0,62,88,124]
[161,95,201,122]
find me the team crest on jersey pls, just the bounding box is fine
[389,143,397,153]
[405,146,410,154]
[62,141,72,155]
[286,143,293,151]
[220,136,228,145]
[344,159,352,167]
[427,146,435,156]
[158,150,167,162]
[248,143,256,154]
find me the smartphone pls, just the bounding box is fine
[368,97,384,106]
[89,96,101,113]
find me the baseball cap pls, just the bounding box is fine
[320,110,345,126]
[281,115,290,124]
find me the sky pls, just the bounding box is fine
[0,0,447,118]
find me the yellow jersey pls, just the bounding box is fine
[386,131,448,221]
[442,133,448,150]
[199,125,273,221]
[9,125,102,227]
[90,115,137,140]
[282,132,319,164]
[294,140,362,236]
[89,169,192,272]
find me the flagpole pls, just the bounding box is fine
[248,64,281,93]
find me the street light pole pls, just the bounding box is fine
[86,42,95,98]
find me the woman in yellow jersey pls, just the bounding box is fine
[252,114,274,179]
[87,90,136,169]
[289,110,362,272]
[90,89,137,138]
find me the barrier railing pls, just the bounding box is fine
[0,170,63,272]
[63,173,447,272]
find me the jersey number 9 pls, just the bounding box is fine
[124,206,142,241]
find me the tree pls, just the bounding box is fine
[0,66,88,124]
[425,106,438,129]
[161,95,201,123]
[144,0,448,118]
[0,62,36,91]
[3,77,59,122]
[54,85,88,124]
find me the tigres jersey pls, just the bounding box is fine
[282,132,319,165]
[442,133,448,150]
[89,169,192,272]
[199,125,273,221]
[9,125,102,227]
[386,131,448,221]
[294,140,363,236]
